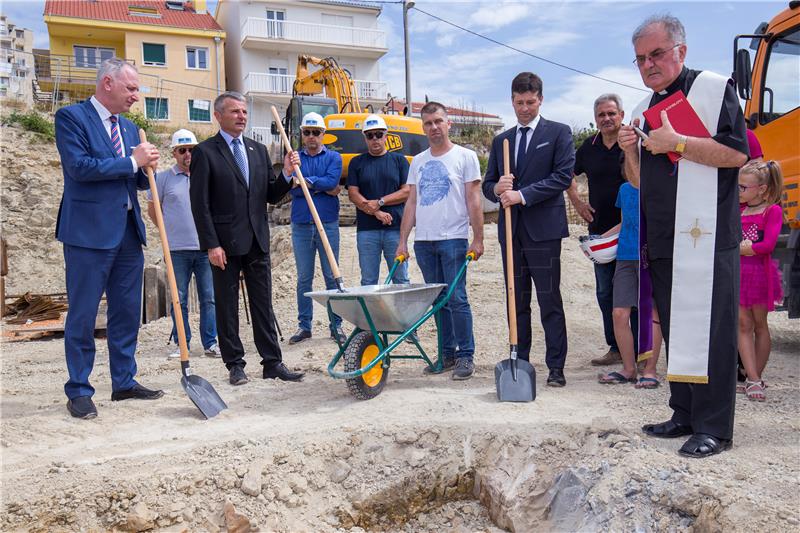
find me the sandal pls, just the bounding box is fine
[635,377,660,389]
[598,371,636,384]
[745,379,766,402]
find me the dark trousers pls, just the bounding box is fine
[649,246,738,440]
[594,261,618,351]
[211,241,282,370]
[500,233,568,369]
[63,212,143,399]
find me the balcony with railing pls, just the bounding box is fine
[241,18,386,57]
[245,72,388,101]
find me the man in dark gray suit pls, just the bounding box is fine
[190,92,301,386]
[483,72,576,387]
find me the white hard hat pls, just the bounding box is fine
[579,233,619,264]
[300,112,325,130]
[362,114,387,132]
[170,129,198,148]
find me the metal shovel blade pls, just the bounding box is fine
[495,357,536,402]
[181,374,227,419]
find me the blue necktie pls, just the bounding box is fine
[516,126,530,172]
[232,138,249,188]
[110,115,123,158]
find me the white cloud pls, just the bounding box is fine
[467,2,534,31]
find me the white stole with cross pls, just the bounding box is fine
[632,70,729,384]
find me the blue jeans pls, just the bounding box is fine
[594,261,618,351]
[169,250,217,350]
[292,222,342,332]
[413,239,474,359]
[357,229,409,285]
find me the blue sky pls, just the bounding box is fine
[1,0,783,130]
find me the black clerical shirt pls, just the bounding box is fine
[640,67,749,259]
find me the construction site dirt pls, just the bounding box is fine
[1,125,799,532]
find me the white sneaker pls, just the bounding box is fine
[168,349,181,359]
[204,343,222,358]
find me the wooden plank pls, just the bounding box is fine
[143,266,159,323]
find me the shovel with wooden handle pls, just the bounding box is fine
[269,106,346,292]
[139,129,227,419]
[495,138,536,402]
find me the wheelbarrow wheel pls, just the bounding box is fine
[343,331,388,400]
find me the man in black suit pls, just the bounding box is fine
[190,91,302,385]
[483,72,576,387]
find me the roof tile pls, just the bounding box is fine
[44,0,223,32]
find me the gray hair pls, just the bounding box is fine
[632,14,686,45]
[96,58,137,84]
[214,91,246,113]
[594,93,623,114]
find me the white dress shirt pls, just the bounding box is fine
[508,114,542,206]
[90,96,137,209]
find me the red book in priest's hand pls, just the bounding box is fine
[643,90,711,163]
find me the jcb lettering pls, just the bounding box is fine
[386,133,403,151]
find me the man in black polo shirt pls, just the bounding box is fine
[620,14,748,458]
[347,114,410,286]
[568,94,631,366]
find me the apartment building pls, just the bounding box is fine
[215,0,389,144]
[42,0,225,135]
[0,15,35,105]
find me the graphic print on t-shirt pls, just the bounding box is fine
[418,160,450,206]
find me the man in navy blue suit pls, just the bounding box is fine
[55,58,163,419]
[483,72,576,388]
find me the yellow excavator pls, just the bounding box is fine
[271,55,428,177]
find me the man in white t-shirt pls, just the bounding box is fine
[396,101,484,380]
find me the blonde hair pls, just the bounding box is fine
[740,159,783,206]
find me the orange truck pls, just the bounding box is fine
[733,0,800,317]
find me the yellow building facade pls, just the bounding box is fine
[43,0,225,135]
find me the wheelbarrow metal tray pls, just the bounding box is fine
[306,283,446,332]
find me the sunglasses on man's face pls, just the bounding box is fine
[365,131,385,140]
[303,129,323,137]
[176,147,193,154]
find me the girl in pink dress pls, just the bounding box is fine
[738,160,784,402]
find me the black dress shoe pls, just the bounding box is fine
[263,362,304,382]
[678,433,732,458]
[111,383,165,401]
[547,368,566,387]
[642,420,693,439]
[67,396,97,419]
[229,365,249,386]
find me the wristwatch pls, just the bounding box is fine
[675,135,688,154]
[377,197,385,207]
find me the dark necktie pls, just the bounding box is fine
[110,115,123,158]
[516,126,530,172]
[232,138,249,188]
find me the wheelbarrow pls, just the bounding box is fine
[306,253,475,400]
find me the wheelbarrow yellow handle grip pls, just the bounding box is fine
[395,254,407,264]
[466,251,476,261]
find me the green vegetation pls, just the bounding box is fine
[2,110,55,140]
[572,123,598,150]
[122,110,157,142]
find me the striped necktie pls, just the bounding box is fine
[232,138,249,188]
[109,115,123,158]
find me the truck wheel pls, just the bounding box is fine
[343,331,388,400]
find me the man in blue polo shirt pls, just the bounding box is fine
[289,112,345,345]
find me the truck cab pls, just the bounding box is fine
[733,0,800,317]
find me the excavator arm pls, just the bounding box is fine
[293,55,362,114]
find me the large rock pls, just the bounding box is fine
[240,461,263,497]
[122,502,157,532]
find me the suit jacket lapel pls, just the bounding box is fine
[519,118,548,177]
[84,100,117,156]
[214,133,249,190]
[244,137,260,193]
